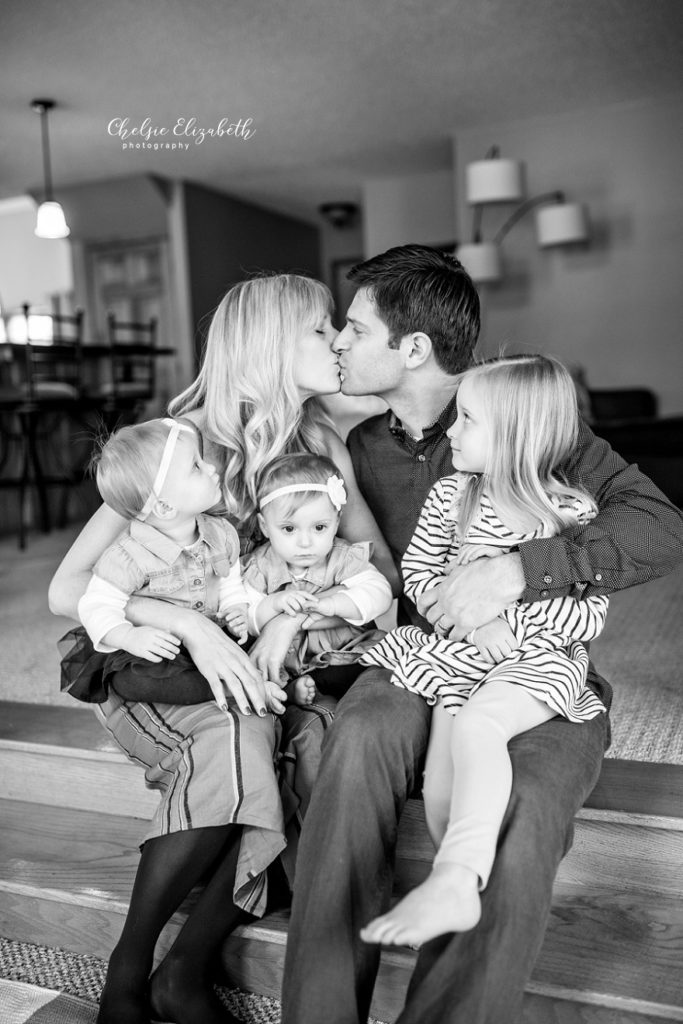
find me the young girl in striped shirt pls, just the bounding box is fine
[360,354,609,948]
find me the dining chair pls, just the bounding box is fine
[21,305,85,403]
[100,312,158,427]
[0,305,93,548]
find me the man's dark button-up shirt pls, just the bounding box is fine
[347,397,683,630]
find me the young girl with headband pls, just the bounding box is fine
[61,417,287,713]
[360,354,610,949]
[58,417,289,1017]
[243,452,393,706]
[242,451,393,886]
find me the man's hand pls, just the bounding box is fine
[467,618,520,663]
[456,543,504,565]
[418,552,525,640]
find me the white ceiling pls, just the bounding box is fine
[2,0,682,223]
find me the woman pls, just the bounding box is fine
[49,273,396,1024]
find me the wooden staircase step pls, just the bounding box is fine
[0,738,158,818]
[2,701,683,1020]
[3,700,683,824]
[1,798,682,1023]
[0,699,156,818]
[0,701,116,752]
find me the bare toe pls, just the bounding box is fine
[293,675,315,705]
[360,863,481,948]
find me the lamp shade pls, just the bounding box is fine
[456,242,502,284]
[35,200,70,239]
[466,159,523,205]
[536,202,587,247]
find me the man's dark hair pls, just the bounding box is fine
[347,244,480,375]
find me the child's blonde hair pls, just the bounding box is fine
[169,274,335,537]
[257,452,344,519]
[457,354,596,537]
[92,419,174,520]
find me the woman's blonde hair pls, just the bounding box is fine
[457,354,596,537]
[169,274,335,537]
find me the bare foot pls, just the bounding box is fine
[292,674,317,705]
[359,862,481,947]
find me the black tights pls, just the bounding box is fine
[97,825,248,1024]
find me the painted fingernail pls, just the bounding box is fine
[258,707,267,717]
[244,707,251,715]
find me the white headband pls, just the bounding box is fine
[137,419,197,521]
[259,474,347,512]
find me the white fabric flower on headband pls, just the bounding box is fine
[259,474,348,512]
[326,475,347,511]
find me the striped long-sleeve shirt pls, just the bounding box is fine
[362,472,609,718]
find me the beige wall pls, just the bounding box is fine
[362,170,456,257]
[0,196,73,313]
[453,95,683,416]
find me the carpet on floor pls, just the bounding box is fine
[0,979,97,1024]
[590,567,683,762]
[0,937,387,1024]
[0,937,284,1023]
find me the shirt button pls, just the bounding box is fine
[541,590,549,598]
[543,575,552,584]
[193,578,202,586]
[194,601,204,609]
[595,573,603,581]
[417,454,426,462]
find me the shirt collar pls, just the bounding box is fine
[388,390,458,443]
[128,513,228,565]
[259,543,330,589]
[195,513,235,554]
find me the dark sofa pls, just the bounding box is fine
[588,389,683,507]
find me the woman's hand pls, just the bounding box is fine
[249,613,306,684]
[178,611,271,716]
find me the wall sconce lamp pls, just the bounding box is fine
[456,147,588,283]
[31,98,70,239]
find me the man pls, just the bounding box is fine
[279,245,683,1024]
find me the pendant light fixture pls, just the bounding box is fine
[31,98,70,239]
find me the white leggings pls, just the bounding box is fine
[423,680,556,889]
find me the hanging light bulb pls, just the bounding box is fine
[31,99,70,239]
